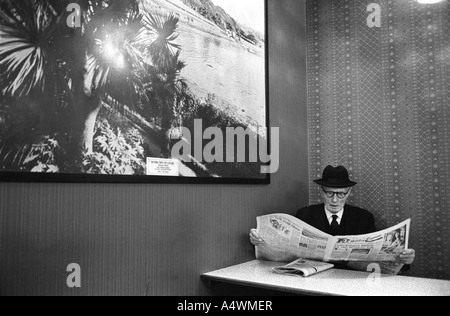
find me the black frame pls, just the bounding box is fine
[0,0,270,185]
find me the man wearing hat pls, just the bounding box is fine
[296,165,374,236]
[250,165,415,265]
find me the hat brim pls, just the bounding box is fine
[314,179,357,188]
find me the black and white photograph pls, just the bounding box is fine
[0,0,268,184]
[1,0,449,300]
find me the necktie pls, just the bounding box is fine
[330,215,339,235]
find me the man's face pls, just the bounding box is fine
[320,186,352,213]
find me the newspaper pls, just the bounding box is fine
[255,213,410,275]
[272,258,334,277]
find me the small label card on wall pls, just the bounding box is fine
[146,158,180,177]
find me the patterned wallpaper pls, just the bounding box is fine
[307,0,449,280]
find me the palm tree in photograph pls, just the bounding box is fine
[0,0,147,170]
[140,11,186,157]
[0,0,185,172]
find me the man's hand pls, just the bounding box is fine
[249,228,265,246]
[397,249,415,265]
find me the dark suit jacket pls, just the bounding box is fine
[296,203,376,236]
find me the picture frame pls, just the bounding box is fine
[0,0,270,184]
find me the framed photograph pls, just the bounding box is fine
[0,0,270,184]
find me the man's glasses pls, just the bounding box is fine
[321,187,350,199]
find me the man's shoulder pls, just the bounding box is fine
[343,205,376,234]
[344,204,374,218]
[296,204,324,218]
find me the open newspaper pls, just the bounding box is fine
[255,214,410,275]
[272,258,334,277]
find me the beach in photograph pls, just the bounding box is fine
[143,0,266,129]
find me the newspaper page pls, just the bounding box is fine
[255,213,410,275]
[326,219,410,262]
[255,213,333,262]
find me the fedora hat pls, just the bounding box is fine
[314,165,357,188]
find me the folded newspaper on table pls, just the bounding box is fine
[256,214,410,275]
[272,258,334,277]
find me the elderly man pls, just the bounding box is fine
[250,165,415,265]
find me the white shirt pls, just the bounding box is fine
[324,206,344,225]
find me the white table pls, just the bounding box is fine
[201,260,450,296]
